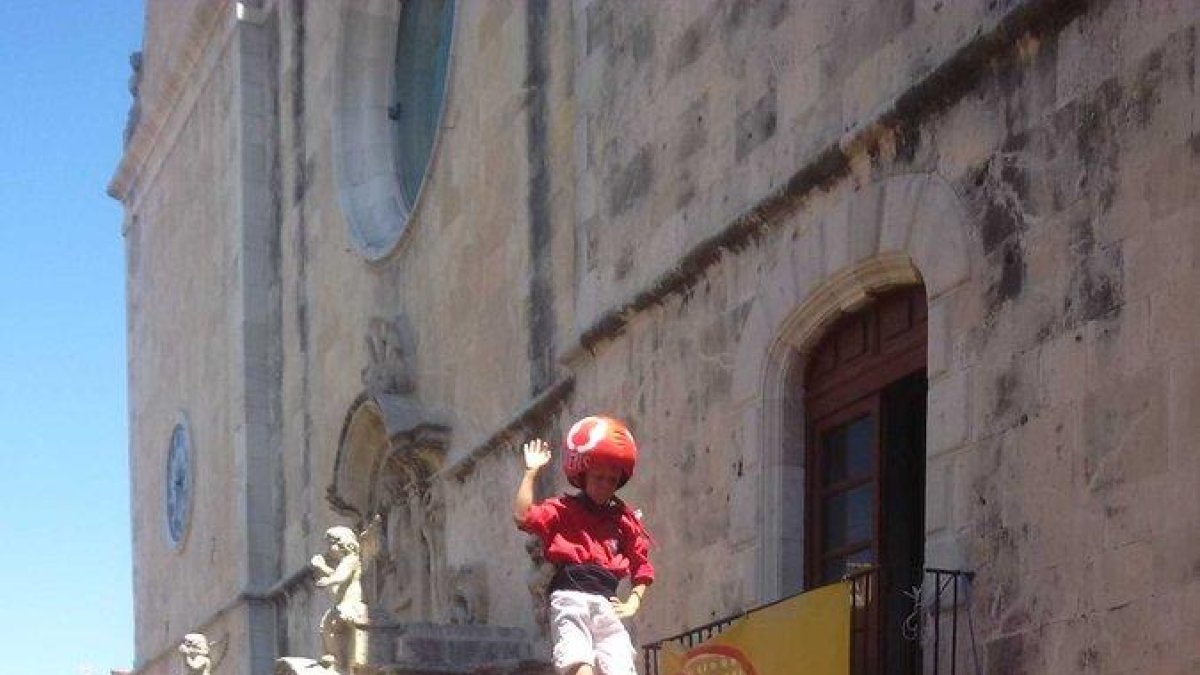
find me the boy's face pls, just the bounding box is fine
[584,460,622,504]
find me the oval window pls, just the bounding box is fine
[391,0,455,209]
[165,417,194,548]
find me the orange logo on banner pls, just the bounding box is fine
[674,645,757,675]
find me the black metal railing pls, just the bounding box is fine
[642,567,976,675]
[921,567,979,675]
[847,565,881,674]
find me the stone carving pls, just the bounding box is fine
[311,526,368,669]
[373,466,448,622]
[448,564,488,625]
[328,313,459,627]
[362,316,415,396]
[179,633,212,675]
[304,314,543,671]
[525,537,556,635]
[122,51,142,146]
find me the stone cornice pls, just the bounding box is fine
[107,0,236,205]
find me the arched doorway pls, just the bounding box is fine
[802,285,927,674]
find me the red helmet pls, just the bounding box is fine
[563,416,638,489]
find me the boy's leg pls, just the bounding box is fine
[549,590,596,674]
[590,603,638,675]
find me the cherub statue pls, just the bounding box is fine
[310,526,368,667]
[179,633,212,675]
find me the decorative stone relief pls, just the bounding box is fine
[308,315,546,671]
[362,316,415,396]
[329,315,455,623]
[372,462,448,621]
[447,563,489,625]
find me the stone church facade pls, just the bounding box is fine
[111,1,1200,673]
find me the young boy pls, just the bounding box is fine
[513,415,655,675]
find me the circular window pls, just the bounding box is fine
[165,417,194,548]
[333,0,457,260]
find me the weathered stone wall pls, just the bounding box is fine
[569,0,1018,339]
[555,0,1200,671]
[123,10,246,667]
[117,0,1200,673]
[933,6,1200,671]
[119,2,283,672]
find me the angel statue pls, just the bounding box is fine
[276,520,382,675]
[178,633,213,675]
[310,525,371,668]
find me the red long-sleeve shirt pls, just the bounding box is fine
[519,493,655,587]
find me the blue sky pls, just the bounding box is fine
[0,1,141,672]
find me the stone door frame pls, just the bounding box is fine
[748,173,974,602]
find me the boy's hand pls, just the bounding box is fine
[523,439,552,471]
[610,593,641,619]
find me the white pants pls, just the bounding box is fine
[549,589,637,675]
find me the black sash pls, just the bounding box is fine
[550,563,619,597]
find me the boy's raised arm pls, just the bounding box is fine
[513,438,552,526]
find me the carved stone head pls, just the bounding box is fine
[179,633,210,656]
[325,526,360,555]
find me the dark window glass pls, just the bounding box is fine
[392,0,455,207]
[822,483,875,551]
[822,415,874,484]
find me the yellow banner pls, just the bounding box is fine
[659,581,851,675]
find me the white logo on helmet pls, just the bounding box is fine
[567,417,609,454]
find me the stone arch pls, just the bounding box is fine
[329,392,452,621]
[332,0,458,261]
[749,173,971,601]
[329,393,450,518]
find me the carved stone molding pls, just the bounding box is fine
[329,392,450,520]
[329,390,453,618]
[329,315,456,624]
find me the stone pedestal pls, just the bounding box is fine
[355,623,551,675]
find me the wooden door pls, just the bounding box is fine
[804,286,927,675]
